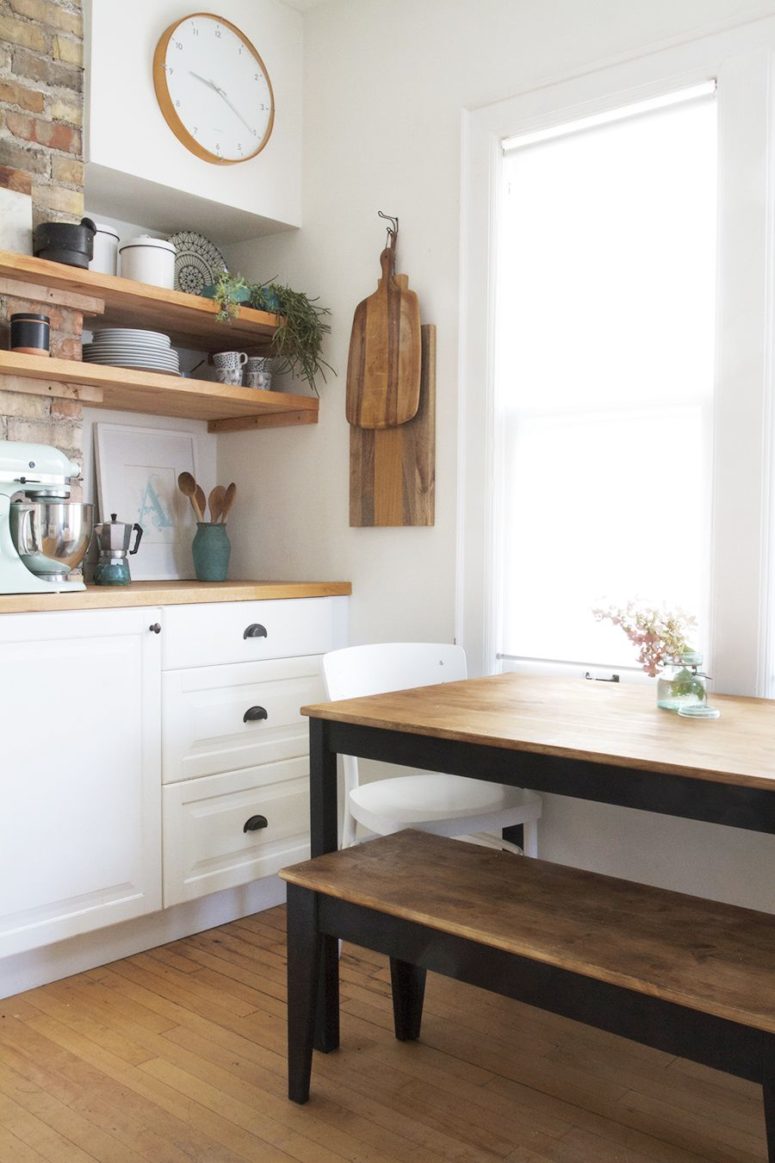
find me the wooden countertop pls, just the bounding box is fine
[0,579,351,614]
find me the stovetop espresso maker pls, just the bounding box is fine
[93,513,143,586]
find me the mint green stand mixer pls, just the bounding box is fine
[0,439,93,593]
[93,513,143,586]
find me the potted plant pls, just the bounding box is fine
[592,600,709,712]
[210,271,333,396]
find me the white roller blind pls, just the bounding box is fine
[494,86,717,669]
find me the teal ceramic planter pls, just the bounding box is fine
[192,522,230,581]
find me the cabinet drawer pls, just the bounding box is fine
[162,655,323,783]
[163,761,310,906]
[161,596,347,669]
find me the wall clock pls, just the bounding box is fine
[152,12,275,165]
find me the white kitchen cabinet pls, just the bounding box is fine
[162,759,310,905]
[161,597,345,906]
[0,607,162,958]
[162,655,323,783]
[161,597,344,670]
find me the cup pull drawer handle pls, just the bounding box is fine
[244,623,268,639]
[243,814,268,833]
[243,705,268,723]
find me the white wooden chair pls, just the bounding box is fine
[321,642,542,854]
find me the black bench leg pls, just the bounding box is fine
[764,1061,775,1162]
[286,884,323,1103]
[390,957,426,1041]
[314,934,341,1053]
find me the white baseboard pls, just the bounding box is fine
[0,875,287,1001]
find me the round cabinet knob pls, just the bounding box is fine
[243,814,268,833]
[149,623,162,634]
[243,705,268,723]
[243,623,268,639]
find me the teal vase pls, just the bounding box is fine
[192,522,230,581]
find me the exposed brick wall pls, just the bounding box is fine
[0,0,83,226]
[0,0,85,456]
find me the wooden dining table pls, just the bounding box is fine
[301,671,775,1050]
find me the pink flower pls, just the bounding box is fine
[592,601,697,677]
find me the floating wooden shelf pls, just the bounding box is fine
[0,249,320,432]
[0,248,279,351]
[0,351,318,432]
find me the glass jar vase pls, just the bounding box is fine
[656,652,708,712]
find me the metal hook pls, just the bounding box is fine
[378,210,399,247]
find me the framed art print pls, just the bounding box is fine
[94,424,199,580]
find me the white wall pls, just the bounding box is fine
[84,0,303,241]
[220,0,775,647]
[217,0,775,907]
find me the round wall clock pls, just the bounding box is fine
[152,12,275,165]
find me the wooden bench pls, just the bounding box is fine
[280,829,775,1157]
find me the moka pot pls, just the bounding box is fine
[93,513,143,586]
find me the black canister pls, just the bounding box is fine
[10,313,50,356]
[32,217,97,269]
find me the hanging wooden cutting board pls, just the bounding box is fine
[345,238,422,429]
[350,324,435,527]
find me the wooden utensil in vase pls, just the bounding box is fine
[177,471,204,521]
[194,483,206,523]
[209,484,226,523]
[220,482,236,523]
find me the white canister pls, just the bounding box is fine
[89,222,120,276]
[118,234,176,289]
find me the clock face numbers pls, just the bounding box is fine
[155,15,274,164]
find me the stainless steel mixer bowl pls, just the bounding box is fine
[10,500,94,580]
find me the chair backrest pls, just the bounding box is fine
[321,643,468,845]
[322,642,467,702]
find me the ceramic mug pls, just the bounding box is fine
[245,356,272,389]
[213,350,247,371]
[213,350,247,385]
[246,370,272,389]
[217,368,243,385]
[245,356,271,374]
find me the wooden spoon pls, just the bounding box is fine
[220,482,237,523]
[208,484,226,523]
[194,483,207,523]
[177,471,204,521]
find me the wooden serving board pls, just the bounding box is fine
[350,324,435,526]
[345,246,421,429]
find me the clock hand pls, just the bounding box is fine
[212,84,255,135]
[189,70,220,92]
[188,71,256,137]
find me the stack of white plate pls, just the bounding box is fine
[82,328,181,376]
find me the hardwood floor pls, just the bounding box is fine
[0,906,767,1162]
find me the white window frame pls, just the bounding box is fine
[457,19,775,695]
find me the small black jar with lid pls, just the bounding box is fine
[10,313,50,356]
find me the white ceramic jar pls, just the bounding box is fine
[89,222,120,276]
[118,235,176,289]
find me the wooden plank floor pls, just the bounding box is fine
[0,906,767,1162]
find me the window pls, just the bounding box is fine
[459,24,775,695]
[494,86,716,672]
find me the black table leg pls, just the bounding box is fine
[308,717,341,1052]
[309,717,339,857]
[390,957,426,1041]
[502,824,524,850]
